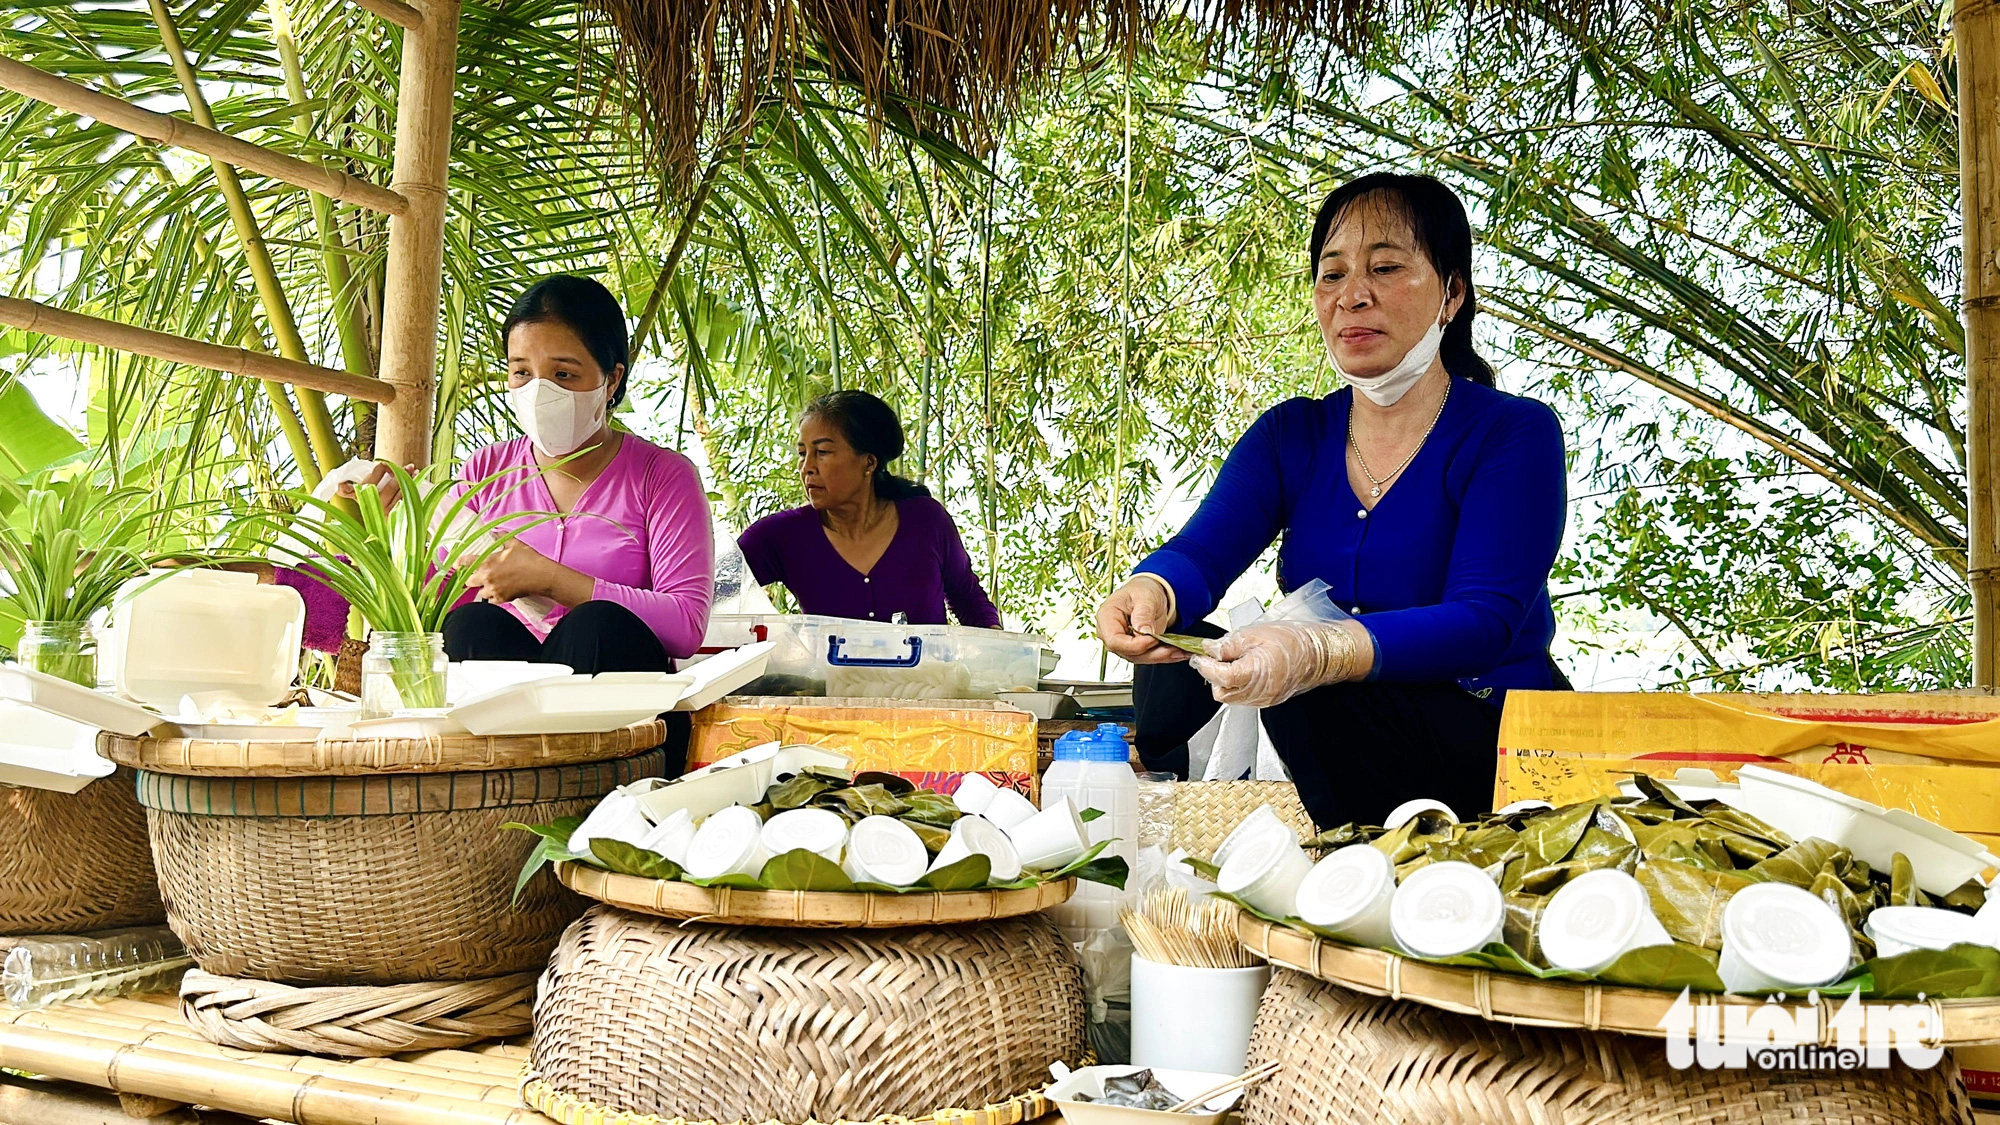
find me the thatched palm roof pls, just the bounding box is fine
[588,0,1609,186]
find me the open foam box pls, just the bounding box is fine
[687,696,1040,800]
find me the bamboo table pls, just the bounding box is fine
[0,993,1068,1125]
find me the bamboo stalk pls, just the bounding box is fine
[1963,0,2000,684]
[0,56,406,217]
[375,0,463,469]
[145,0,349,477]
[346,0,423,30]
[0,298,395,403]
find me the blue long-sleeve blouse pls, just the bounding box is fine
[1134,379,1568,703]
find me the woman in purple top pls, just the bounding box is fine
[737,390,1000,628]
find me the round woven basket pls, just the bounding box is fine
[139,747,666,985]
[531,905,1088,1124]
[0,767,162,935]
[103,718,666,776]
[1243,968,1975,1124]
[555,861,1076,927]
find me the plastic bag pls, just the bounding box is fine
[1198,579,1349,781]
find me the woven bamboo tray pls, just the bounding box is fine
[555,861,1076,927]
[1242,967,1975,1124]
[0,767,163,935]
[1166,779,1316,860]
[531,906,1087,1124]
[140,747,666,985]
[1238,911,2000,1045]
[101,718,666,776]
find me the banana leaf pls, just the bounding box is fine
[1747,837,1848,888]
[1307,823,1377,849]
[1942,880,1986,912]
[1859,943,2000,1000]
[1373,817,1451,866]
[1700,806,1794,850]
[851,771,915,794]
[1520,802,1597,868]
[759,849,856,891]
[1502,891,1549,967]
[1594,941,1726,992]
[766,773,836,810]
[1889,853,1922,907]
[1638,860,1754,949]
[813,784,910,821]
[1450,823,1524,870]
[1810,863,1869,933]
[1429,942,1591,980]
[1497,854,1528,893]
[1571,825,1638,869]
[1698,821,1780,867]
[900,790,963,827]
[1623,772,1704,818]
[1516,851,1631,896]
[590,840,684,880]
[902,818,952,853]
[919,854,991,890]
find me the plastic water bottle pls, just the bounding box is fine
[1,926,191,1010]
[1042,724,1139,945]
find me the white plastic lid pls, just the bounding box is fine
[848,815,928,884]
[684,805,764,879]
[760,807,848,857]
[952,815,1021,881]
[1389,861,1504,959]
[1218,830,1293,896]
[1212,805,1290,869]
[1540,869,1655,972]
[1865,905,1985,952]
[1382,798,1458,831]
[1295,845,1393,928]
[1721,882,1851,987]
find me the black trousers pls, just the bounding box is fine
[443,599,692,776]
[1133,620,1501,831]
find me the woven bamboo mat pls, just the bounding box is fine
[0,993,1068,1125]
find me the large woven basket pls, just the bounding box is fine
[555,860,1076,927]
[0,768,163,935]
[139,748,666,985]
[1243,968,1975,1124]
[104,719,666,776]
[530,905,1088,1124]
[1167,779,1317,860]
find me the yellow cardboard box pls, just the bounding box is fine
[1495,691,2000,852]
[689,696,1041,800]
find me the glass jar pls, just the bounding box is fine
[360,631,447,716]
[18,620,96,687]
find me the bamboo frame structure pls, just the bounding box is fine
[374,0,462,469]
[0,298,395,403]
[1964,0,2000,685]
[0,57,406,216]
[351,0,425,30]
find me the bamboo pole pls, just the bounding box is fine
[1965,0,2000,684]
[375,0,462,469]
[347,0,424,30]
[0,56,406,217]
[0,298,395,403]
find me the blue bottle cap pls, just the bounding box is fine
[1081,725,1129,763]
[1052,730,1096,761]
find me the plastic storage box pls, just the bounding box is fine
[702,614,1047,701]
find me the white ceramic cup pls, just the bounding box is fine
[1129,954,1272,1075]
[636,807,697,866]
[1211,805,1295,870]
[682,805,771,881]
[929,815,1023,881]
[982,786,1040,832]
[1382,798,1459,831]
[1538,869,1674,974]
[1009,797,1088,871]
[841,815,930,886]
[1718,882,1852,993]
[1294,845,1397,948]
[1864,905,1986,959]
[1390,861,1505,959]
[951,771,1000,816]
[1217,831,1315,920]
[759,807,849,863]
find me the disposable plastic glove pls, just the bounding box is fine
[1189,620,1370,707]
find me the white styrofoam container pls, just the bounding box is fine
[0,664,162,736]
[1614,767,1740,804]
[449,672,694,736]
[110,569,304,709]
[0,701,117,793]
[1045,1064,1240,1125]
[1724,765,1998,895]
[447,660,573,704]
[673,642,772,712]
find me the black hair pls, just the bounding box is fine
[501,275,632,407]
[801,389,931,502]
[1308,173,1497,388]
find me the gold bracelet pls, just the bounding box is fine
[1319,625,1358,685]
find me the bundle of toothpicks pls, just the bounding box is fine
[1121,886,1263,969]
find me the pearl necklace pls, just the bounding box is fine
[1349,379,1451,499]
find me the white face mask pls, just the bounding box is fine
[1331,294,1451,407]
[509,377,608,457]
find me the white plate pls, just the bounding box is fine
[673,642,773,712]
[448,672,694,736]
[0,664,163,737]
[1045,1064,1240,1124]
[0,702,117,793]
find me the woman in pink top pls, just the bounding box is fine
[302,275,714,678]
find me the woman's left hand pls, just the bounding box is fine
[468,540,555,604]
[1190,620,1373,707]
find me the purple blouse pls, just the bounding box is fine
[738,497,1001,627]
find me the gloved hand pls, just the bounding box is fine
[1190,620,1371,707]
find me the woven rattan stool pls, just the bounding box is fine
[0,767,162,934]
[529,905,1088,1124]
[1242,968,1975,1124]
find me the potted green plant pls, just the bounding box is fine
[0,476,174,686]
[231,463,557,715]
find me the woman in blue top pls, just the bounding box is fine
[1095,173,1568,830]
